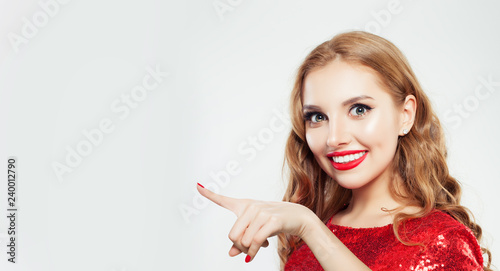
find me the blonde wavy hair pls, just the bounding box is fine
[278,31,491,270]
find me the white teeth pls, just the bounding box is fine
[332,151,366,164]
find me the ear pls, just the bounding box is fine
[399,95,416,136]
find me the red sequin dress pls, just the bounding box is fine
[284,210,483,270]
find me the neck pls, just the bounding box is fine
[347,169,401,220]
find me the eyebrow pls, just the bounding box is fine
[341,95,374,106]
[303,95,374,112]
[302,104,321,112]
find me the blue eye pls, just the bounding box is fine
[303,112,325,123]
[311,114,325,123]
[349,104,372,117]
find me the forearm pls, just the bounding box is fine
[301,214,371,271]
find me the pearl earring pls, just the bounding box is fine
[403,129,409,135]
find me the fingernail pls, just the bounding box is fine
[245,255,251,263]
[197,182,205,188]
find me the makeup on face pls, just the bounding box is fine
[327,150,368,170]
[302,60,402,190]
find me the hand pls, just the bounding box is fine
[197,183,315,262]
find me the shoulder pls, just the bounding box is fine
[403,210,484,270]
[406,210,466,230]
[405,210,476,238]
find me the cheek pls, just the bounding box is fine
[305,128,326,154]
[356,110,399,148]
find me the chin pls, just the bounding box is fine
[333,179,368,190]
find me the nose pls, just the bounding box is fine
[326,117,351,148]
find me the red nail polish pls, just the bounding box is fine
[245,255,251,263]
[197,182,204,188]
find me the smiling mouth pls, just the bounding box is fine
[331,151,367,164]
[327,150,368,170]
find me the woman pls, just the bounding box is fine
[197,31,491,270]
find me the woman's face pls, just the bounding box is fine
[303,60,408,190]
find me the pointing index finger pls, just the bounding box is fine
[197,183,242,215]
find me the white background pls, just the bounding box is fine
[0,0,499,270]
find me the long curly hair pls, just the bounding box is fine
[278,31,491,270]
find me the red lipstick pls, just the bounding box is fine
[327,150,365,157]
[327,150,368,171]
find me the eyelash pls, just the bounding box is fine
[349,103,373,117]
[303,111,324,122]
[303,103,373,123]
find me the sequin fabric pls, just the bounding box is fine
[284,210,483,270]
